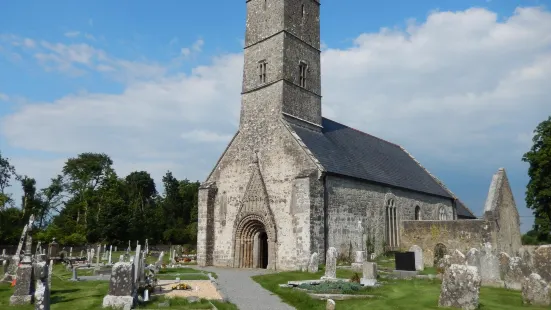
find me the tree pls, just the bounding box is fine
[62,153,114,228]
[0,151,17,209]
[38,175,65,228]
[522,116,551,243]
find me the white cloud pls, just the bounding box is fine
[0,93,8,101]
[181,38,204,58]
[1,6,551,200]
[64,31,80,38]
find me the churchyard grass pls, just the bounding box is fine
[252,270,549,310]
[0,264,232,309]
[419,266,437,275]
[156,267,217,280]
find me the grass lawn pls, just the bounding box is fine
[0,264,233,310]
[252,270,549,310]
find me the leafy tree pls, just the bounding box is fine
[0,151,17,209]
[62,153,113,228]
[38,175,65,228]
[522,116,551,243]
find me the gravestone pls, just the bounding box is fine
[133,244,141,283]
[322,247,337,280]
[326,298,335,310]
[9,264,34,305]
[119,255,124,263]
[96,244,101,270]
[361,261,377,287]
[2,249,5,256]
[70,266,79,281]
[504,256,529,290]
[155,251,165,268]
[34,261,50,310]
[534,245,551,283]
[48,238,59,259]
[102,262,136,309]
[108,246,113,265]
[351,251,364,272]
[115,246,118,252]
[438,264,481,310]
[308,252,319,273]
[449,249,465,265]
[48,260,53,290]
[479,243,500,284]
[409,245,424,271]
[395,252,415,271]
[80,250,84,258]
[522,273,550,306]
[69,247,73,258]
[498,252,510,280]
[36,254,46,263]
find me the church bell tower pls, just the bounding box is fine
[240,0,322,129]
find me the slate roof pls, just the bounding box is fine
[289,117,476,218]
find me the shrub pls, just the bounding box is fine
[350,273,361,283]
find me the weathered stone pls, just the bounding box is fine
[504,256,528,290]
[108,262,135,296]
[308,252,319,273]
[326,298,335,310]
[354,251,364,263]
[438,264,481,310]
[449,249,465,265]
[322,247,337,279]
[465,248,480,270]
[10,264,34,305]
[437,255,452,273]
[534,245,551,283]
[498,252,510,280]
[361,262,377,286]
[522,273,550,306]
[479,243,500,284]
[409,245,424,271]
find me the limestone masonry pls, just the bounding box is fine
[197,0,521,270]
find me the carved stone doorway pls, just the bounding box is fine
[234,216,273,269]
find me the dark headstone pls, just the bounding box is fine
[395,252,416,271]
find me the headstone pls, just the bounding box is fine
[438,264,481,310]
[156,251,165,267]
[351,251,364,272]
[409,245,424,271]
[36,254,46,263]
[2,259,8,275]
[322,247,337,280]
[504,256,530,290]
[6,255,21,279]
[133,244,141,283]
[9,264,34,305]
[479,243,500,284]
[534,245,551,282]
[69,247,73,258]
[35,241,42,255]
[498,252,511,280]
[90,249,95,263]
[326,298,335,310]
[144,289,149,302]
[34,261,50,310]
[449,249,465,265]
[522,273,551,306]
[171,249,176,265]
[108,245,113,265]
[102,262,136,309]
[70,266,78,281]
[2,249,5,256]
[361,261,377,286]
[48,238,59,258]
[395,252,416,271]
[96,244,101,269]
[80,250,84,258]
[308,252,319,273]
[48,260,53,290]
[119,255,125,263]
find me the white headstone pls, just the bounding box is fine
[308,252,319,273]
[108,245,113,265]
[439,264,481,310]
[133,244,141,283]
[409,245,424,271]
[361,261,377,286]
[480,243,500,283]
[322,247,337,279]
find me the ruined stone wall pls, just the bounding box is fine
[482,168,522,256]
[325,175,454,259]
[400,220,496,267]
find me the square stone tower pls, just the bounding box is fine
[240,0,322,128]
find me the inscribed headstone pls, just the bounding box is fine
[438,264,481,310]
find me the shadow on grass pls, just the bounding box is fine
[52,288,79,294]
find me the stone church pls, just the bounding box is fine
[197,0,480,271]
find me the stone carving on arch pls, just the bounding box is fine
[231,161,278,269]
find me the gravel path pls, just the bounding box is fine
[199,267,295,310]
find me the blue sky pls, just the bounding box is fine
[1,0,551,232]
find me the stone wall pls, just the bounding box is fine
[400,220,496,267]
[325,175,455,259]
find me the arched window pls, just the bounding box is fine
[301,4,305,17]
[415,206,421,220]
[439,206,447,221]
[385,198,398,248]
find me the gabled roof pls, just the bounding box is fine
[289,118,474,219]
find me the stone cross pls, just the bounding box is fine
[322,247,337,279]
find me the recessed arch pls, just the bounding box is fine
[415,205,421,220]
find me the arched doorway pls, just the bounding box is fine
[434,243,447,266]
[234,216,273,269]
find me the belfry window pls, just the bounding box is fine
[299,61,307,87]
[258,61,267,84]
[301,4,305,17]
[385,198,398,248]
[415,206,421,220]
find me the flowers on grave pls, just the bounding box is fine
[171,283,192,290]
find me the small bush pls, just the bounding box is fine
[350,273,361,283]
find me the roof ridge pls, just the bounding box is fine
[398,145,476,218]
[323,117,400,148]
